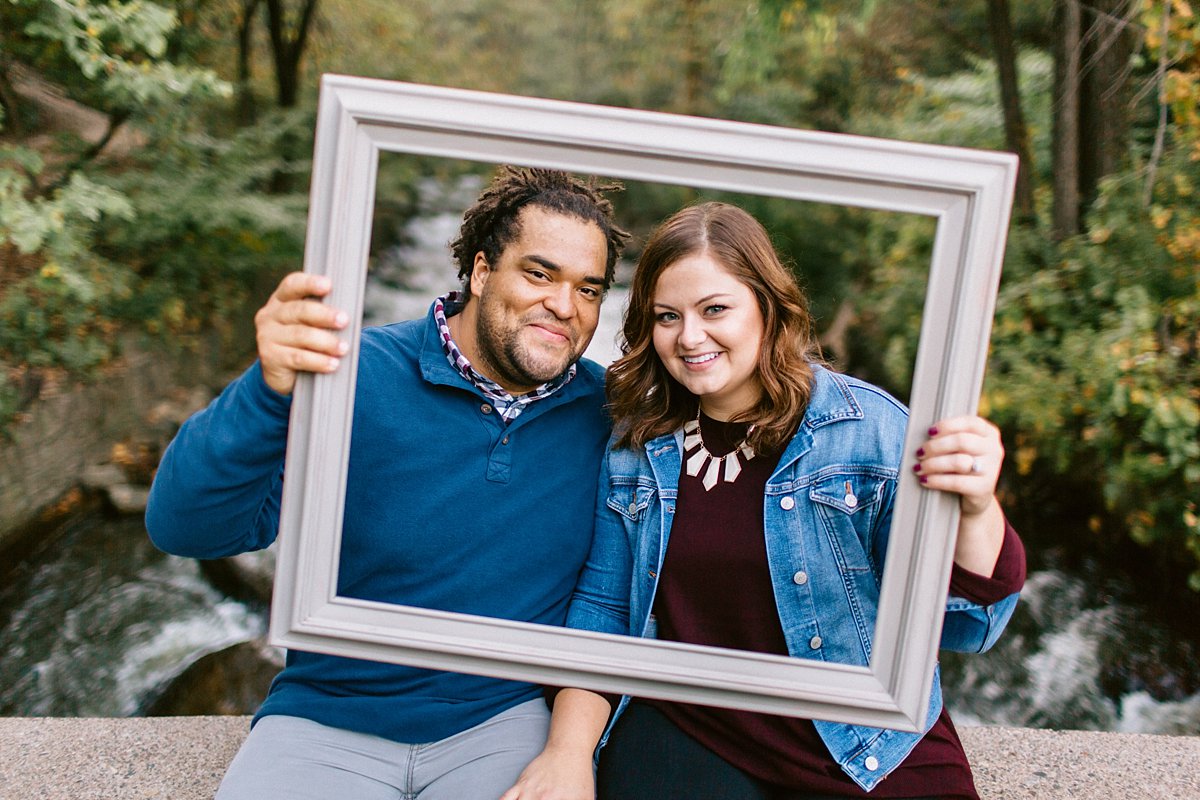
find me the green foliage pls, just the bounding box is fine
[983,149,1199,588]
[10,0,229,109]
[856,149,1200,589]
[844,29,1200,589]
[102,110,310,344]
[0,143,137,421]
[0,0,259,431]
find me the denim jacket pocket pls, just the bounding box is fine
[606,480,657,522]
[809,474,886,573]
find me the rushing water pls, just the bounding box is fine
[2,174,1197,734]
[0,510,264,717]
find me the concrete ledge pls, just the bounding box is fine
[1,717,1198,799]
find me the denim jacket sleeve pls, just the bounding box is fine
[868,477,1020,655]
[567,438,636,637]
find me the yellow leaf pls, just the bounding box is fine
[1016,445,1037,476]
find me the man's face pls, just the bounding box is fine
[470,206,609,394]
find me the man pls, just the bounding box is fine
[146,166,629,799]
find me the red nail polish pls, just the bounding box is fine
[928,426,939,436]
[919,475,928,484]
[916,447,925,457]
[912,463,921,473]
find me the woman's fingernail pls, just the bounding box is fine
[912,463,922,473]
[919,475,928,484]
[928,426,939,436]
[916,447,925,457]
[334,312,349,328]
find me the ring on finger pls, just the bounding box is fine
[969,456,983,474]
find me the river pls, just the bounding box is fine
[1,174,1197,734]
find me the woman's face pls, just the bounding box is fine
[650,251,765,420]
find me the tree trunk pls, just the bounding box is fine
[236,0,263,125]
[987,0,1035,221]
[679,0,706,115]
[1052,0,1135,238]
[263,0,319,109]
[1052,0,1082,239]
[1077,0,1134,211]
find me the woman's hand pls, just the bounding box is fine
[498,689,610,800]
[913,415,1006,576]
[912,415,1003,514]
[498,748,595,800]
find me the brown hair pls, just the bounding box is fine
[606,202,823,453]
[450,166,630,289]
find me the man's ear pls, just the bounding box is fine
[469,251,491,299]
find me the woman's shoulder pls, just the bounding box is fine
[603,427,665,472]
[809,365,909,421]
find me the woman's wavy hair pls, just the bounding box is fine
[450,166,630,290]
[607,202,823,453]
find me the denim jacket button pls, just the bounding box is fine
[627,502,638,515]
[780,496,795,510]
[809,635,822,649]
[480,403,493,415]
[864,756,879,771]
[792,571,808,585]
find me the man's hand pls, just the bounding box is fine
[254,272,349,395]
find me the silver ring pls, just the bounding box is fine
[970,456,983,474]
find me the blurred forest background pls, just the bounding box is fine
[0,0,1198,726]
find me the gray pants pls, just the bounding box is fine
[216,699,550,800]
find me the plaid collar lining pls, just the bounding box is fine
[434,291,576,423]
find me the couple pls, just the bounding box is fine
[147,167,1023,800]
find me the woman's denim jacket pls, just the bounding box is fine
[566,366,1021,792]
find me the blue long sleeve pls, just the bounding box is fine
[145,360,291,559]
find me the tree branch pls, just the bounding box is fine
[1142,0,1170,207]
[43,108,131,196]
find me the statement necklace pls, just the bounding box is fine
[683,410,756,491]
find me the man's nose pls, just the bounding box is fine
[543,283,577,319]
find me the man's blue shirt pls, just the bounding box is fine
[146,302,610,742]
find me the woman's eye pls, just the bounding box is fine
[655,311,678,323]
[704,305,727,315]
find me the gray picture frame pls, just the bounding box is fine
[268,74,1017,732]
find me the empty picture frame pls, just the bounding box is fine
[269,74,1017,732]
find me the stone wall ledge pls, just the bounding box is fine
[1,717,1198,799]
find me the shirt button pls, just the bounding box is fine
[809,635,822,649]
[627,502,638,515]
[780,496,795,510]
[792,571,808,585]
[864,756,879,771]
[480,403,493,414]
[501,436,509,445]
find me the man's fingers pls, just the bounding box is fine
[265,344,342,374]
[274,271,333,303]
[254,273,350,395]
[261,297,349,331]
[260,323,348,357]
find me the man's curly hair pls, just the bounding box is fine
[450,166,630,291]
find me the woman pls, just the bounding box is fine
[502,202,1024,800]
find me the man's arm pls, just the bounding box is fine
[145,272,348,558]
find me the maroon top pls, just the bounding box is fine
[647,413,1026,798]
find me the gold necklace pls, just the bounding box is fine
[683,411,756,491]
